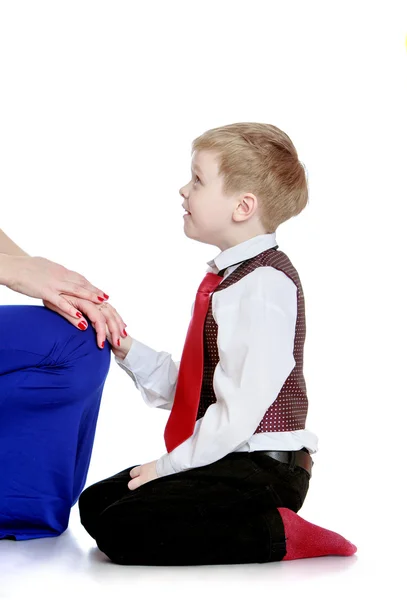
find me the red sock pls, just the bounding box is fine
[277,507,357,560]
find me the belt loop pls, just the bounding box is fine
[288,451,296,472]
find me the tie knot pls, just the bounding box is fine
[197,272,223,296]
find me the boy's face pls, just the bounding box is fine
[179,150,240,249]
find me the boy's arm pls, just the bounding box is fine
[155,267,298,477]
[115,337,180,410]
[114,299,195,409]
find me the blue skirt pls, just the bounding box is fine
[0,305,111,540]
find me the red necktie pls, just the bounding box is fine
[164,271,223,453]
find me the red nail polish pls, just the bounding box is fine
[78,321,87,330]
[97,296,104,302]
[101,341,105,349]
[103,293,109,299]
[123,329,127,337]
[76,311,83,318]
[117,338,120,346]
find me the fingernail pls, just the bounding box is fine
[76,311,83,318]
[123,329,127,337]
[103,293,109,299]
[101,341,105,349]
[78,321,87,330]
[97,296,105,302]
[117,338,121,346]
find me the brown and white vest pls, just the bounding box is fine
[196,245,308,432]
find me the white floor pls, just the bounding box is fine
[1,502,397,600]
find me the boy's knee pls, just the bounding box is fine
[94,515,144,565]
[78,482,99,514]
[78,485,101,538]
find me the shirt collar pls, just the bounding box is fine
[207,232,277,273]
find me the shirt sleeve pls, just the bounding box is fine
[115,338,181,410]
[114,299,196,410]
[155,266,298,477]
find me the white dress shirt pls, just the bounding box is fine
[115,233,318,478]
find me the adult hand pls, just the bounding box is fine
[128,461,159,491]
[5,255,109,319]
[42,294,127,349]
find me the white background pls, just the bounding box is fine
[1,0,406,598]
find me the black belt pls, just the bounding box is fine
[256,449,313,477]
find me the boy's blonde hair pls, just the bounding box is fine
[191,122,308,232]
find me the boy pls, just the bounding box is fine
[78,122,356,565]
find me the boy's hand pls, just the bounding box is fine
[128,460,159,490]
[106,326,133,360]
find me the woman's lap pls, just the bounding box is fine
[0,305,111,540]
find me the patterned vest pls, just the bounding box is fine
[196,245,308,432]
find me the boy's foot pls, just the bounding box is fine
[277,507,357,560]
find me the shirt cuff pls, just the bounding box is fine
[115,338,157,380]
[155,452,179,478]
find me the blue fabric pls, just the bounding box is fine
[0,305,111,540]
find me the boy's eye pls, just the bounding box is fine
[194,175,201,184]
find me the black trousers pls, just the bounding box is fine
[78,450,310,566]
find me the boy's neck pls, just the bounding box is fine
[216,227,270,251]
